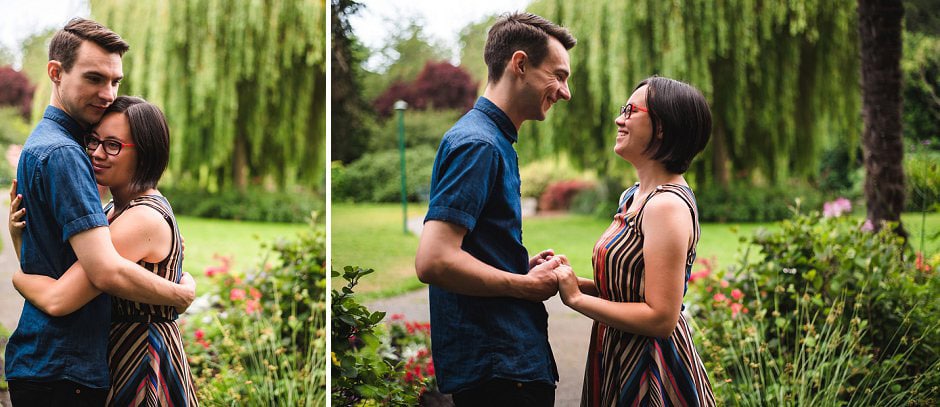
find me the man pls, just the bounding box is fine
[415,12,576,406]
[5,17,195,405]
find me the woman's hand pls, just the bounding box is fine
[528,249,555,270]
[9,180,25,253]
[554,264,581,307]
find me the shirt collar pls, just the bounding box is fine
[43,105,88,144]
[473,97,518,144]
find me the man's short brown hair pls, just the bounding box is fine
[49,17,129,72]
[484,12,576,83]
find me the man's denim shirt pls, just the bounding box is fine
[5,106,111,388]
[424,97,558,394]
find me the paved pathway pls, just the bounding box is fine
[1,145,22,407]
[368,277,593,406]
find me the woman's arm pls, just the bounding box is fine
[12,203,173,316]
[9,180,24,261]
[555,193,692,338]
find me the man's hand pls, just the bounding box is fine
[175,272,196,313]
[519,256,561,302]
[528,249,555,270]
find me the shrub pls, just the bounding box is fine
[331,266,424,406]
[331,146,436,203]
[538,179,595,211]
[519,159,582,199]
[688,210,940,405]
[905,149,940,212]
[373,61,477,117]
[161,185,321,223]
[695,183,824,222]
[182,218,327,405]
[0,106,32,145]
[371,108,464,152]
[0,66,34,119]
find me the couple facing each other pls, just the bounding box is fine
[415,12,716,407]
[5,18,198,406]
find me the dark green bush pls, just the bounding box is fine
[184,219,326,404]
[332,146,436,203]
[331,266,422,406]
[695,183,824,222]
[161,185,321,223]
[370,109,464,152]
[690,211,940,404]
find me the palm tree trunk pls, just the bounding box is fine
[857,0,907,238]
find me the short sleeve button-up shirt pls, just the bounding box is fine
[4,105,111,388]
[424,97,558,394]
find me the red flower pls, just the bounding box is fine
[195,329,205,340]
[731,289,744,301]
[230,288,246,301]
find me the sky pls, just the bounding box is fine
[0,0,89,69]
[349,0,532,71]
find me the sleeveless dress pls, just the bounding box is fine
[582,183,715,407]
[104,195,198,407]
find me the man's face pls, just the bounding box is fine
[520,36,571,121]
[53,41,123,128]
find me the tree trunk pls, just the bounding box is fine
[857,0,907,238]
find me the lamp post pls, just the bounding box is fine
[394,100,408,234]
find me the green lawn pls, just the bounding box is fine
[177,216,307,295]
[332,203,894,299]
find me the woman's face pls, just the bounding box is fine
[88,112,137,188]
[614,85,654,161]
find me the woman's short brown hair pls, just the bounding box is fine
[637,76,712,174]
[102,96,169,193]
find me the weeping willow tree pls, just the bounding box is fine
[90,0,326,192]
[522,0,861,188]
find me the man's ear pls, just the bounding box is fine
[509,50,528,77]
[47,61,63,84]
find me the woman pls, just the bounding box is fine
[9,96,199,406]
[552,76,716,406]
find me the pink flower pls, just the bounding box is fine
[390,313,405,321]
[731,303,743,318]
[230,288,246,301]
[249,287,262,300]
[719,280,729,288]
[731,289,744,301]
[245,299,260,314]
[688,270,710,283]
[823,197,852,218]
[195,329,205,340]
[713,293,727,302]
[861,219,874,232]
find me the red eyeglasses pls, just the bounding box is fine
[619,103,648,120]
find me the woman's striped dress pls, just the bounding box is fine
[105,195,198,407]
[582,184,715,407]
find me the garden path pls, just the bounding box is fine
[368,287,593,406]
[1,145,22,407]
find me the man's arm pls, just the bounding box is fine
[69,226,194,311]
[415,220,559,301]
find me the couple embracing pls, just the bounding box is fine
[5,18,198,406]
[415,12,716,407]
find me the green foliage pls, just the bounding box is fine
[691,211,940,404]
[0,107,31,145]
[331,266,422,406]
[90,0,326,191]
[695,183,824,222]
[162,185,322,223]
[332,146,436,203]
[370,17,449,96]
[184,220,326,405]
[519,159,586,199]
[521,0,860,186]
[458,15,498,90]
[332,0,381,164]
[0,323,8,391]
[905,149,940,212]
[371,109,462,152]
[817,143,863,196]
[902,31,940,146]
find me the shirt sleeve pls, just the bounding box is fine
[42,146,109,241]
[425,140,500,232]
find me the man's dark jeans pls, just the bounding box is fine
[8,380,107,407]
[452,378,555,407]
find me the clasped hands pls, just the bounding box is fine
[524,249,581,304]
